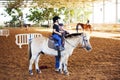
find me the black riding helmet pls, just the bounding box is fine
[53,16,60,23]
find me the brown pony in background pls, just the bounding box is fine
[76,23,92,33]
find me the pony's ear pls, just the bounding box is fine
[65,33,83,38]
[78,33,83,35]
[65,34,72,38]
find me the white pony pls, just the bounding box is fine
[28,32,92,75]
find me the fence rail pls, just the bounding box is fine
[0,29,9,37]
[15,33,42,48]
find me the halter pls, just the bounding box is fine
[82,35,87,48]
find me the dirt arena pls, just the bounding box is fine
[0,28,120,80]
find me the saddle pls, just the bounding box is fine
[48,37,59,50]
[48,36,65,51]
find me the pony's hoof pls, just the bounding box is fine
[36,69,41,74]
[59,70,63,74]
[58,69,63,74]
[55,69,63,74]
[29,70,33,75]
[64,71,69,76]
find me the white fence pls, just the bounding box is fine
[0,29,9,37]
[15,33,42,48]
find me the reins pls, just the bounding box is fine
[64,38,76,47]
[64,34,86,48]
[64,36,81,48]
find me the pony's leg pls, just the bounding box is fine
[29,57,34,75]
[58,58,63,74]
[35,55,41,74]
[58,55,66,74]
[90,27,92,33]
[29,54,38,75]
[63,57,69,75]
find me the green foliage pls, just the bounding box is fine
[27,7,43,24]
[4,0,24,27]
[26,7,65,27]
[5,8,23,27]
[0,26,3,29]
[42,8,54,21]
[3,0,92,27]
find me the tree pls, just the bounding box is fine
[26,7,64,27]
[3,0,93,27]
[26,7,43,26]
[5,7,23,27]
[4,0,24,27]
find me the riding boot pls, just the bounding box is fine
[59,46,65,51]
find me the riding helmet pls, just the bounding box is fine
[53,16,60,23]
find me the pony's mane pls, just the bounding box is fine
[76,23,84,27]
[65,33,83,38]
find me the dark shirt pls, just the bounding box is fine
[52,24,60,35]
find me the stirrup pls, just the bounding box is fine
[59,46,65,51]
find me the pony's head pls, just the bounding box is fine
[81,33,92,51]
[65,33,92,51]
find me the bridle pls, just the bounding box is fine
[82,35,88,48]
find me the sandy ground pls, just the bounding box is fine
[0,28,120,80]
[90,31,120,40]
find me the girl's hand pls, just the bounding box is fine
[58,32,62,36]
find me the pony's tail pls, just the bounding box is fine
[28,41,32,60]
